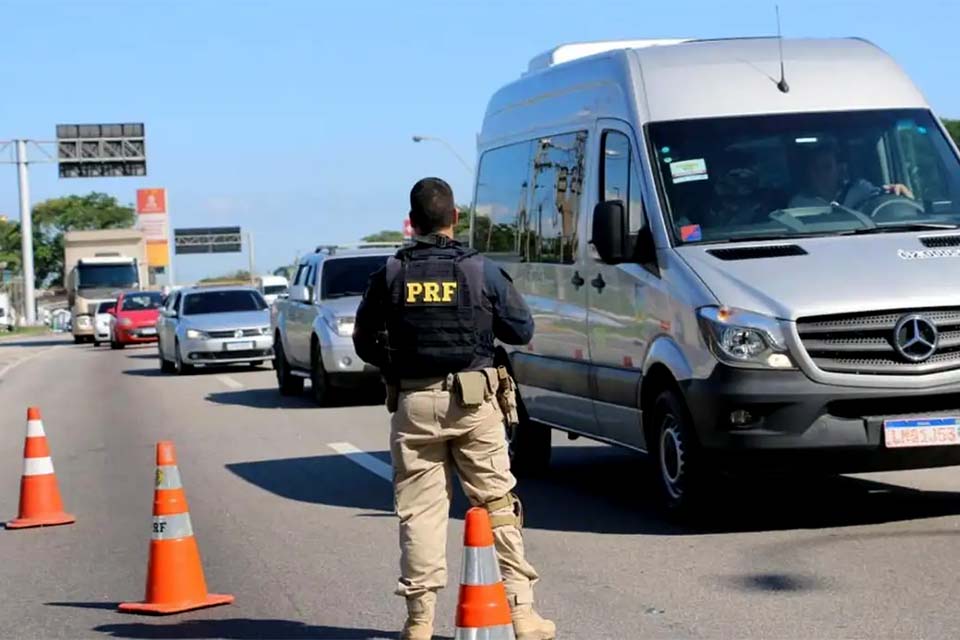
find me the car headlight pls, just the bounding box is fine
[697,307,796,369]
[326,316,355,337]
[185,328,208,340]
[119,317,133,327]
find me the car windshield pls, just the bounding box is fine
[263,285,287,295]
[97,301,116,314]
[77,264,138,288]
[648,109,960,244]
[182,290,267,315]
[121,292,163,311]
[321,256,388,299]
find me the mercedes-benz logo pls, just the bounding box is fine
[234,329,244,339]
[893,314,939,363]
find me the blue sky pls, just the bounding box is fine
[1,0,958,283]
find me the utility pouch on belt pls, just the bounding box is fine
[385,383,399,413]
[496,366,520,426]
[454,371,487,408]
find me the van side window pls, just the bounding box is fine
[531,132,586,264]
[473,141,533,261]
[602,130,646,234]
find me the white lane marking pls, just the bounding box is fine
[328,442,392,482]
[0,345,64,379]
[217,375,244,389]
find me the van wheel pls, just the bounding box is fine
[649,389,707,517]
[508,386,552,476]
[274,337,304,396]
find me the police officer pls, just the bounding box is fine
[354,178,555,640]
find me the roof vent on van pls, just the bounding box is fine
[707,245,808,261]
[920,235,960,248]
[526,39,691,73]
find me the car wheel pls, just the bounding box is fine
[507,379,552,476]
[93,340,100,347]
[649,389,708,518]
[274,336,304,396]
[311,343,329,406]
[158,339,175,373]
[110,339,125,350]
[173,339,193,375]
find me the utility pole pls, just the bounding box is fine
[15,141,36,325]
[247,232,256,285]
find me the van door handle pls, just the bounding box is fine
[591,274,606,293]
[571,271,585,289]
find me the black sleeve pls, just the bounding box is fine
[353,266,389,369]
[483,259,534,345]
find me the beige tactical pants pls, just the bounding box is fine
[390,381,540,606]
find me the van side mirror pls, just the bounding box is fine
[592,201,631,264]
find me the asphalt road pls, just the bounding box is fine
[3,336,960,639]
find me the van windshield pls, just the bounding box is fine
[648,109,960,244]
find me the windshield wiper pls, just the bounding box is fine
[722,230,854,243]
[846,222,960,235]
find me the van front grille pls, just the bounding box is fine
[797,308,960,375]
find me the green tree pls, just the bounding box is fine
[945,119,960,147]
[3,192,135,288]
[362,230,405,242]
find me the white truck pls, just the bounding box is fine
[64,229,148,343]
[271,243,401,404]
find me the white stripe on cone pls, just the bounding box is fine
[23,457,55,476]
[461,546,504,586]
[454,624,516,640]
[26,420,45,437]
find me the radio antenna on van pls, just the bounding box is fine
[775,5,790,93]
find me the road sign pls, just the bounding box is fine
[56,123,146,178]
[137,189,170,268]
[174,227,242,255]
[136,188,166,215]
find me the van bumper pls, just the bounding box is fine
[681,365,960,472]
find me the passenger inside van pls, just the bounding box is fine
[789,142,913,209]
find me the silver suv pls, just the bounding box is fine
[271,244,401,404]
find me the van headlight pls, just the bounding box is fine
[325,315,355,337]
[697,307,796,369]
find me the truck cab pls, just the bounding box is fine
[68,257,140,343]
[271,243,402,404]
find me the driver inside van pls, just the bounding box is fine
[789,143,914,209]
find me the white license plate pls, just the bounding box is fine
[225,341,255,352]
[140,327,157,336]
[884,417,960,449]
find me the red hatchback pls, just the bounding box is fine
[110,290,164,349]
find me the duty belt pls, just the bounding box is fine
[398,368,499,392]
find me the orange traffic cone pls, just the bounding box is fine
[119,441,233,614]
[454,507,515,639]
[6,407,75,529]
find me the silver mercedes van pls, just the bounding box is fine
[469,37,960,512]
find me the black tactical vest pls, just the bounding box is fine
[385,238,494,379]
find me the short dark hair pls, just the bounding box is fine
[410,177,456,234]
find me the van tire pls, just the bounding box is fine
[508,388,552,476]
[274,336,304,396]
[649,389,707,518]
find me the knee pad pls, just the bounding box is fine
[483,492,522,529]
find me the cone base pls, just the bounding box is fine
[118,593,234,615]
[5,512,76,529]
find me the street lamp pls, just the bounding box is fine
[411,135,474,176]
